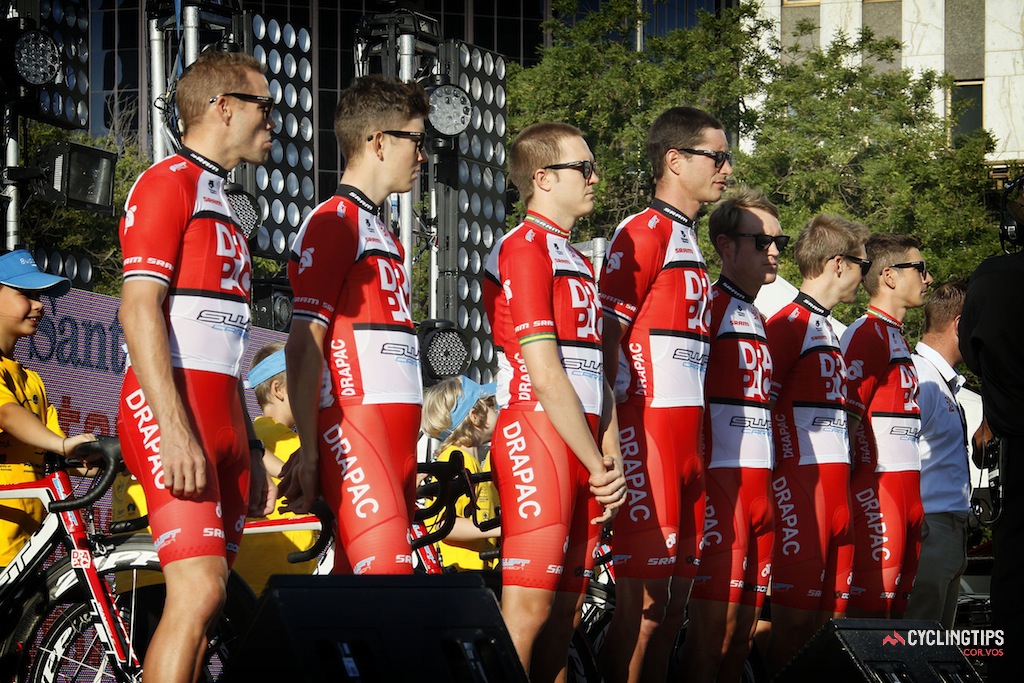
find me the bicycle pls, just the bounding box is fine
[0,437,329,683]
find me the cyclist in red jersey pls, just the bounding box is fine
[682,188,782,683]
[485,122,626,682]
[840,233,931,618]
[116,51,275,683]
[598,107,729,683]
[279,76,428,577]
[763,214,869,675]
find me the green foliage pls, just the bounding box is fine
[18,115,151,296]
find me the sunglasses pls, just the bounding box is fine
[543,160,597,182]
[676,147,732,170]
[735,233,790,251]
[891,261,928,277]
[841,254,872,276]
[370,129,427,152]
[209,92,274,121]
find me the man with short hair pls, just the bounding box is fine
[840,233,932,618]
[117,50,275,683]
[484,122,626,681]
[682,187,782,683]
[905,280,970,628]
[599,106,730,683]
[280,75,428,578]
[764,214,868,674]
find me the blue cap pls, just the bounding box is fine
[439,376,497,441]
[0,250,71,296]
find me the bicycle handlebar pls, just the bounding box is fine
[48,436,124,514]
[286,499,335,564]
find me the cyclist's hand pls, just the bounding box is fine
[589,453,626,525]
[278,447,320,514]
[160,431,208,499]
[64,433,99,460]
[248,451,278,517]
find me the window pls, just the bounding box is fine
[951,81,984,139]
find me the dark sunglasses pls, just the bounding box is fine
[369,130,427,152]
[735,233,790,251]
[841,254,872,276]
[209,92,274,120]
[891,261,928,277]
[543,160,597,182]
[676,147,732,169]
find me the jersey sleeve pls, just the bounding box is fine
[501,239,556,346]
[841,324,884,419]
[765,308,803,402]
[600,223,663,326]
[120,170,194,286]
[288,208,356,328]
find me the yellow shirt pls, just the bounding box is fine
[111,416,318,595]
[0,356,64,566]
[427,445,499,571]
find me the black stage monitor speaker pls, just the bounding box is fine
[775,618,983,683]
[223,573,526,683]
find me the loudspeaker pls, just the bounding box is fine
[223,574,526,682]
[775,618,983,683]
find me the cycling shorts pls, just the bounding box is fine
[769,463,854,613]
[690,467,774,606]
[317,402,420,575]
[848,469,923,614]
[611,402,704,580]
[117,368,249,567]
[490,409,601,593]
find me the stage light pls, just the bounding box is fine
[31,0,92,130]
[418,319,470,385]
[252,278,293,332]
[0,16,60,103]
[31,245,94,290]
[239,12,316,262]
[32,141,117,215]
[427,80,472,141]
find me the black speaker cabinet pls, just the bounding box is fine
[223,573,526,682]
[775,618,983,683]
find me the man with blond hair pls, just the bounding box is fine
[280,75,428,577]
[484,121,626,681]
[764,214,869,674]
[599,106,731,683]
[841,233,932,618]
[683,187,784,683]
[117,49,275,682]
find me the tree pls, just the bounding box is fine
[506,1,1001,334]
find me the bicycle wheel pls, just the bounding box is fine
[16,535,256,683]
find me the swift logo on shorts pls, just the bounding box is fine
[503,420,541,519]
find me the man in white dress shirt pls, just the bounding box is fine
[905,280,970,628]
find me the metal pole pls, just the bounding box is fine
[397,33,417,277]
[3,106,19,250]
[183,4,200,68]
[148,17,168,161]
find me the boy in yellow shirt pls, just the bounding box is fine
[0,249,97,566]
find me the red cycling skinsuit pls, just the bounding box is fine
[840,307,923,614]
[691,278,775,607]
[484,212,604,593]
[766,294,854,613]
[599,199,710,580]
[288,185,422,575]
[117,148,252,567]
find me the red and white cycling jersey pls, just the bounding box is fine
[288,185,422,407]
[484,212,604,416]
[840,308,920,473]
[704,278,774,469]
[120,148,252,378]
[767,294,850,467]
[600,199,711,407]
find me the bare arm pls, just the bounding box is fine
[278,319,327,514]
[120,279,206,498]
[0,405,95,456]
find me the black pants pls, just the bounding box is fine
[990,438,1024,682]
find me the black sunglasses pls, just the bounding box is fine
[543,160,597,182]
[891,261,928,277]
[368,130,427,152]
[676,147,732,170]
[841,254,872,276]
[209,92,274,120]
[735,233,790,251]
